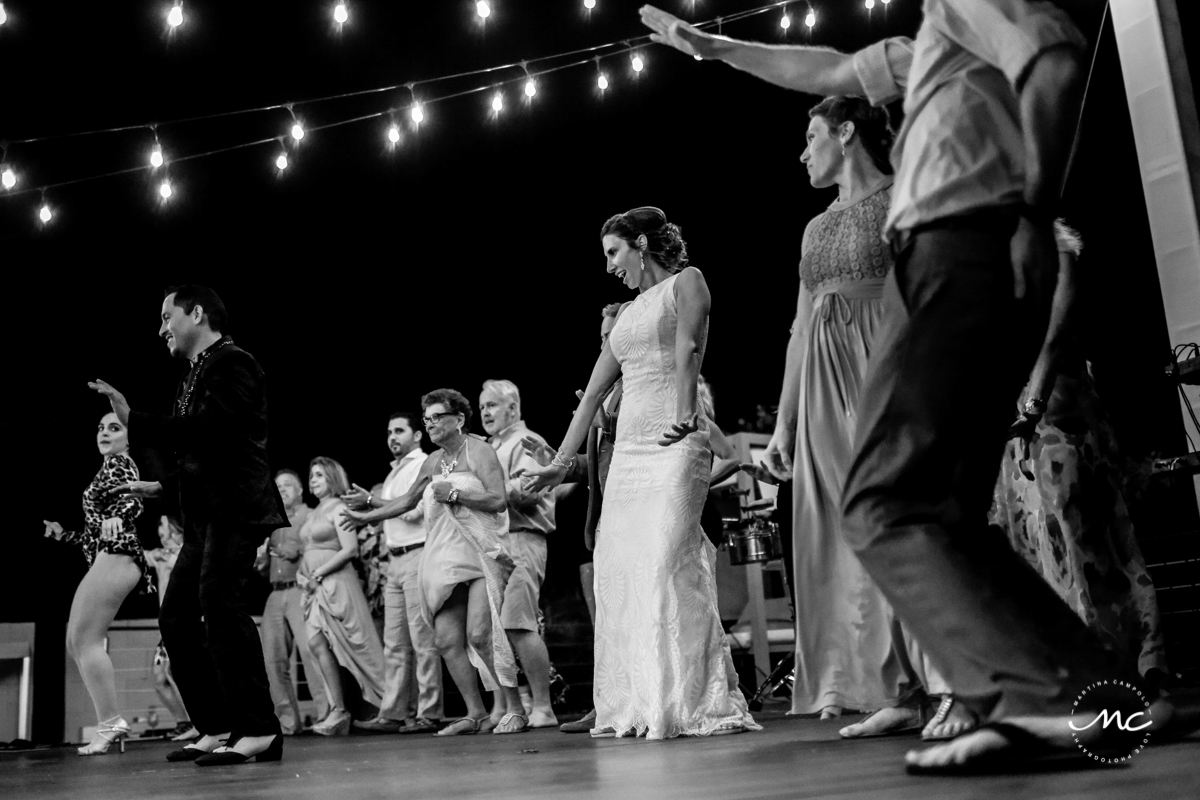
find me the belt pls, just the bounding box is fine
[892,209,1018,257]
[388,543,424,557]
[271,580,297,591]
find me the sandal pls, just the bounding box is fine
[922,695,979,741]
[839,706,924,739]
[492,713,529,735]
[434,717,485,737]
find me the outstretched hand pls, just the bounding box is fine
[519,436,556,467]
[105,480,163,500]
[518,462,568,494]
[658,413,699,446]
[43,520,65,540]
[640,5,719,59]
[340,508,368,532]
[341,483,372,511]
[87,379,131,426]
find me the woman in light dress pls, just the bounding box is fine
[524,207,758,740]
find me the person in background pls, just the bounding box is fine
[143,515,198,741]
[257,469,331,735]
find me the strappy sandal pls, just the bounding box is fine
[492,713,529,735]
[922,695,980,741]
[839,706,924,739]
[434,717,485,737]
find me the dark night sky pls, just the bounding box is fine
[2,2,1187,629]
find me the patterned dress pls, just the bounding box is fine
[596,270,759,739]
[61,453,153,595]
[789,182,902,714]
[989,364,1167,677]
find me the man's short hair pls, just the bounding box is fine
[481,379,521,413]
[164,285,229,333]
[275,469,302,487]
[388,410,429,452]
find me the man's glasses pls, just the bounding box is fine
[422,411,458,426]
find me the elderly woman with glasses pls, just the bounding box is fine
[343,389,527,736]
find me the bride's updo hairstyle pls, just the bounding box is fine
[601,206,690,274]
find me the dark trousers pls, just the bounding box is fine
[160,516,280,737]
[841,221,1128,721]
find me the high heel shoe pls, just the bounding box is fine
[77,717,131,756]
[312,708,352,737]
[194,734,283,766]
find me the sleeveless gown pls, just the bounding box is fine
[596,271,759,739]
[789,184,908,713]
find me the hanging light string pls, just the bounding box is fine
[0,1,799,201]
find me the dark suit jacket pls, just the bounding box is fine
[129,339,287,529]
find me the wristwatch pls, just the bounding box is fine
[447,488,460,504]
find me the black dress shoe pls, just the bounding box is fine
[194,734,283,766]
[166,744,211,762]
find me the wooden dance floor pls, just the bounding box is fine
[4,711,1198,800]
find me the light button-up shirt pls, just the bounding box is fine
[490,420,556,536]
[382,448,427,549]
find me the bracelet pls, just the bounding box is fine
[315,574,324,584]
[364,494,373,509]
[1023,397,1048,416]
[447,488,460,504]
[551,452,576,470]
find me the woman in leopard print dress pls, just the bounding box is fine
[44,412,152,755]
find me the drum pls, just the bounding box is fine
[725,519,783,565]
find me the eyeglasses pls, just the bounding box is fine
[422,411,458,426]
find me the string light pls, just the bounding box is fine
[411,103,424,124]
[275,151,289,171]
[780,12,791,30]
[476,1,491,20]
[167,3,183,28]
[631,52,644,73]
[805,9,816,27]
[524,79,537,98]
[150,144,164,169]
[159,179,173,200]
[584,0,595,9]
[0,4,7,26]
[387,123,401,143]
[291,122,305,141]
[2,167,16,190]
[333,2,348,25]
[491,91,504,113]
[865,0,875,9]
[38,191,52,224]
[597,73,608,90]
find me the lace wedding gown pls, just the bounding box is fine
[595,271,760,739]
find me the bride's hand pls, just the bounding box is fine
[658,413,699,446]
[518,462,567,494]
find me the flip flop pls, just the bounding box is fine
[434,717,484,737]
[905,722,1093,776]
[921,695,980,742]
[492,713,529,735]
[839,707,924,739]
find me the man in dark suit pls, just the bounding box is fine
[90,285,287,766]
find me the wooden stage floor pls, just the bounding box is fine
[4,710,1198,800]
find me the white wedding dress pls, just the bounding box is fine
[594,271,760,739]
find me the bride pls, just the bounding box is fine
[523,207,758,740]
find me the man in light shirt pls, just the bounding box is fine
[640,0,1177,773]
[257,470,330,735]
[480,379,559,729]
[346,411,443,734]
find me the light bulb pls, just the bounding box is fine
[333,2,348,24]
[525,80,536,98]
[865,0,875,8]
[39,204,52,223]
[150,146,164,169]
[882,0,891,4]
[291,123,305,141]
[694,54,702,61]
[631,54,644,72]
[159,180,173,199]
[584,0,595,9]
[805,10,816,27]
[276,153,289,171]
[780,13,791,30]
[1,168,15,190]
[411,104,424,124]
[0,4,7,26]
[492,92,504,112]
[167,4,183,28]
[387,124,401,143]
[597,73,608,90]
[476,1,490,19]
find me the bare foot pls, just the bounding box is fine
[905,716,1076,771]
[839,706,920,738]
[922,696,979,740]
[819,705,843,720]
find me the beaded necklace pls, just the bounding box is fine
[439,437,468,479]
[176,337,235,416]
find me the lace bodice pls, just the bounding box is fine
[799,185,893,294]
[608,272,709,449]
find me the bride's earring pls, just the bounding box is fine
[639,251,645,271]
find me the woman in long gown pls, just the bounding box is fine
[343,389,527,736]
[44,412,154,756]
[759,96,903,720]
[297,456,386,736]
[524,207,758,740]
